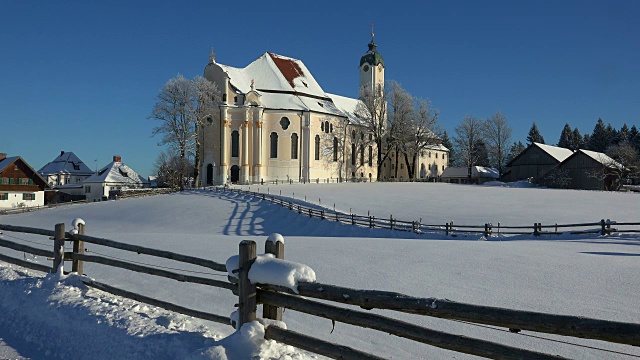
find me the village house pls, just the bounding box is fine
[441,166,499,184]
[0,153,48,209]
[83,156,149,202]
[537,149,623,190]
[383,144,449,181]
[38,151,94,203]
[201,36,447,185]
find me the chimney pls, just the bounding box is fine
[0,153,6,161]
[60,151,65,156]
[113,155,122,162]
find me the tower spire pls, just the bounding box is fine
[371,23,375,41]
[209,47,216,63]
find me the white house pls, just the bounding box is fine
[83,156,149,202]
[0,153,48,209]
[441,166,499,184]
[38,151,94,202]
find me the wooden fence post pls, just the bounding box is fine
[72,223,85,274]
[263,237,284,321]
[600,219,606,235]
[484,224,490,238]
[238,240,257,327]
[390,215,394,230]
[445,222,449,236]
[533,223,539,236]
[52,223,65,274]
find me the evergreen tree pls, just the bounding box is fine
[506,141,526,164]
[441,130,454,165]
[587,118,609,152]
[630,125,640,153]
[473,140,490,167]
[557,123,572,148]
[616,124,630,145]
[526,121,545,145]
[570,127,584,150]
[583,134,591,148]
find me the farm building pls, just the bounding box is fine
[537,149,623,190]
[440,166,499,184]
[501,143,573,182]
[0,153,48,209]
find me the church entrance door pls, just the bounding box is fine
[206,164,213,185]
[230,165,240,183]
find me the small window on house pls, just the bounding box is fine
[85,186,91,194]
[0,193,8,200]
[22,193,35,201]
[73,163,80,170]
[8,178,14,184]
[317,102,324,108]
[270,132,278,158]
[321,122,325,132]
[1,178,7,185]
[324,121,330,134]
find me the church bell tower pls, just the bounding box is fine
[359,26,385,96]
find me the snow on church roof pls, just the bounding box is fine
[38,151,93,176]
[84,160,148,186]
[215,53,362,120]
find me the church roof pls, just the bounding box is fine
[38,151,93,176]
[360,40,384,67]
[215,53,363,121]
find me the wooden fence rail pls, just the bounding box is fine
[1,221,640,359]
[220,187,640,238]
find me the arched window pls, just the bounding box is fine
[360,145,364,165]
[325,121,330,134]
[231,130,239,157]
[270,132,278,158]
[291,133,298,159]
[330,124,333,133]
[368,146,373,166]
[351,144,356,165]
[351,130,356,139]
[314,135,320,160]
[333,137,338,162]
[321,122,325,132]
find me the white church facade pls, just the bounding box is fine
[201,38,448,185]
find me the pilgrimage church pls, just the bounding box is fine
[201,36,449,185]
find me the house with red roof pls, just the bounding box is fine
[0,153,49,209]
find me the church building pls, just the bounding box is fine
[201,36,448,185]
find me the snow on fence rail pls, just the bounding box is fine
[219,187,640,237]
[2,223,640,359]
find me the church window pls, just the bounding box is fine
[352,130,356,139]
[360,145,364,166]
[321,122,325,132]
[270,132,278,158]
[234,96,238,103]
[333,137,338,162]
[231,131,239,157]
[222,94,227,102]
[314,135,320,160]
[360,132,364,140]
[442,165,445,171]
[330,124,333,133]
[280,117,290,130]
[207,117,213,124]
[369,134,372,141]
[428,152,431,158]
[324,121,330,134]
[351,144,356,165]
[400,163,404,170]
[368,146,373,166]
[291,133,298,159]
[435,153,438,159]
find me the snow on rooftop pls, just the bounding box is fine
[83,161,148,186]
[441,166,499,179]
[579,149,620,167]
[535,143,574,162]
[38,152,93,176]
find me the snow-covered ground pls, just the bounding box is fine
[0,183,639,359]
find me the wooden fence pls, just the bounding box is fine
[1,222,639,359]
[219,187,640,238]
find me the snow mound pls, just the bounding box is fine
[266,233,284,244]
[226,254,316,293]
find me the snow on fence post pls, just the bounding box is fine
[238,240,257,327]
[72,222,85,274]
[52,223,65,274]
[263,235,284,321]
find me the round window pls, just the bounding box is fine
[363,64,370,72]
[280,117,290,130]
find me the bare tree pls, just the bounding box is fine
[355,83,388,180]
[150,74,220,190]
[399,98,440,179]
[483,111,512,174]
[453,116,485,176]
[153,150,192,189]
[318,116,350,181]
[606,141,639,188]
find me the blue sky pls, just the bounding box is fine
[1,0,638,177]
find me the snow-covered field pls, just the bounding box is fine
[0,183,639,359]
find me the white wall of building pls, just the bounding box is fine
[0,191,45,209]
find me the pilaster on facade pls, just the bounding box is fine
[220,107,230,184]
[253,108,264,183]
